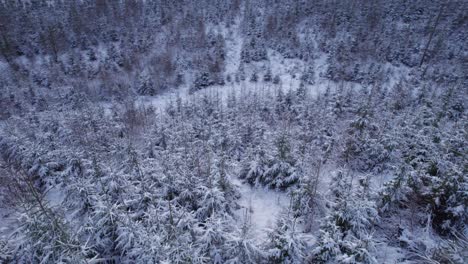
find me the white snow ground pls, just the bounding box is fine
[231,176,289,240]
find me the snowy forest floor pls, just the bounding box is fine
[232,176,289,239]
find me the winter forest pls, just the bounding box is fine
[0,0,466,263]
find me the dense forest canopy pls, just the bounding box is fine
[0,0,466,263]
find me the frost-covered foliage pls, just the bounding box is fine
[1,77,465,262]
[0,0,466,263]
[312,173,379,263]
[239,134,301,189]
[0,0,464,103]
[264,210,307,263]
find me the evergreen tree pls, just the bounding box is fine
[265,210,306,263]
[136,70,156,96]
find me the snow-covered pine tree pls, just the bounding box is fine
[136,70,156,96]
[311,171,378,263]
[264,210,307,263]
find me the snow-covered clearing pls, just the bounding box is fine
[231,176,289,240]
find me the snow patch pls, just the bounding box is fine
[231,177,289,241]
